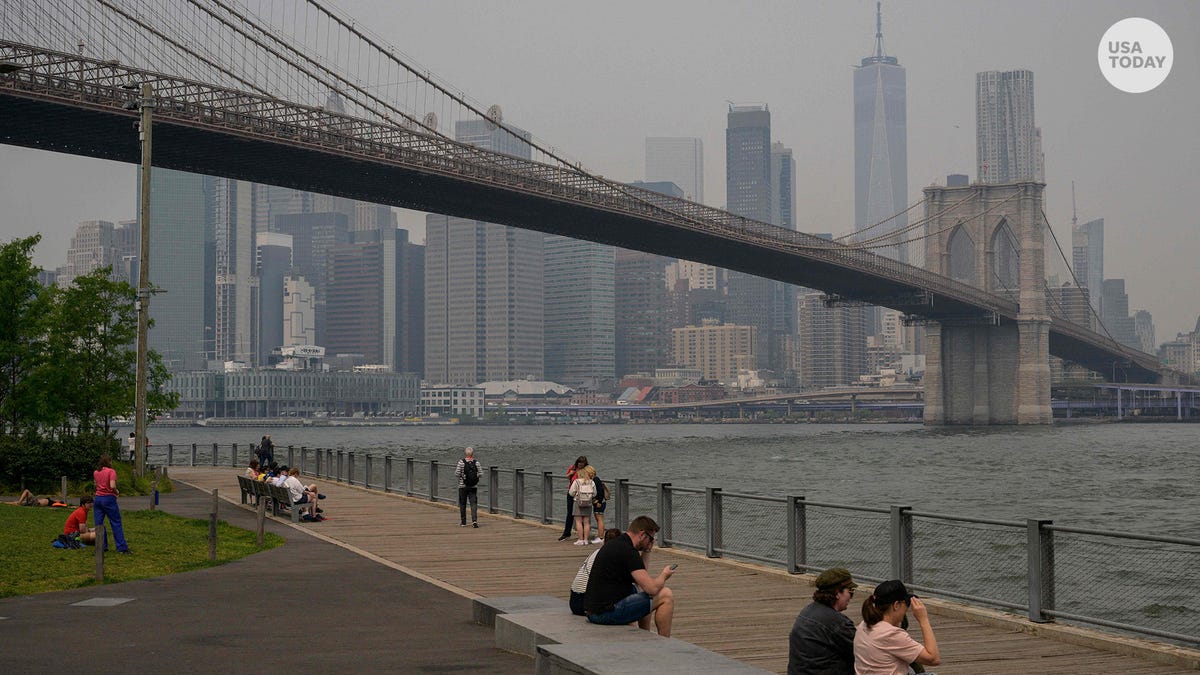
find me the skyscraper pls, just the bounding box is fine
[645,137,704,203]
[1071,217,1104,318]
[853,2,908,263]
[256,232,292,366]
[770,142,796,231]
[1100,279,1140,350]
[544,234,614,387]
[424,116,544,384]
[212,177,259,365]
[976,69,1043,184]
[58,220,138,287]
[726,104,793,377]
[138,169,213,372]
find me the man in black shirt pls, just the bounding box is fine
[787,567,857,675]
[583,515,676,637]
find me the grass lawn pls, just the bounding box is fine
[0,504,284,597]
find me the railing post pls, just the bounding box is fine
[287,445,295,467]
[615,478,629,530]
[336,450,344,482]
[890,505,913,582]
[211,443,218,467]
[405,457,414,496]
[167,443,174,466]
[429,460,439,502]
[347,452,355,486]
[232,443,238,467]
[705,487,722,558]
[190,443,197,466]
[299,447,307,474]
[541,471,554,524]
[514,469,525,519]
[488,466,499,514]
[384,455,393,493]
[657,482,672,548]
[1027,519,1055,623]
[364,455,372,489]
[787,495,807,574]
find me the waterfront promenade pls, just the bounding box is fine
[165,467,1196,673]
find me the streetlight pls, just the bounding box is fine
[130,82,154,478]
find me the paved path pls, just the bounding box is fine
[1,485,531,674]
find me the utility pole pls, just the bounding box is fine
[134,82,154,478]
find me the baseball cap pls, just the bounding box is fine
[814,567,857,591]
[872,579,915,605]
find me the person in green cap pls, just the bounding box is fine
[787,567,858,675]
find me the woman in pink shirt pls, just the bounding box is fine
[853,580,939,675]
[93,454,131,554]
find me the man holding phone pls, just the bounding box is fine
[583,515,676,637]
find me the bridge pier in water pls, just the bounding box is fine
[922,181,1052,425]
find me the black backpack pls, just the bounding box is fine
[463,460,480,487]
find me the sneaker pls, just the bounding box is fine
[589,538,602,544]
[472,522,479,528]
[573,539,588,546]
[117,549,132,555]
[557,534,572,541]
[460,523,467,527]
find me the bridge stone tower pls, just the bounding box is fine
[922,181,1052,424]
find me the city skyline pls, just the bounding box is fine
[0,1,1197,339]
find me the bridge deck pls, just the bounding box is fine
[172,468,1192,674]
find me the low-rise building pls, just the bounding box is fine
[164,369,418,419]
[420,386,485,418]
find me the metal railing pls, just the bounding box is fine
[160,444,1199,646]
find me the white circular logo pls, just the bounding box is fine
[1099,18,1173,93]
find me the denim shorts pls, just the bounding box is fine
[586,591,652,626]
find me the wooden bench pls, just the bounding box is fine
[238,476,314,523]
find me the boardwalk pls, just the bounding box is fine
[172,468,1196,674]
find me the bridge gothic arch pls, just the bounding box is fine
[921,181,1050,425]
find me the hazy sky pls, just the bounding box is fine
[1,0,1197,338]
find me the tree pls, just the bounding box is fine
[0,236,51,438]
[38,267,178,438]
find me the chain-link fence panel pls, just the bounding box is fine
[912,517,1026,609]
[664,488,706,551]
[804,505,891,580]
[1052,530,1200,644]
[624,482,659,528]
[718,495,788,565]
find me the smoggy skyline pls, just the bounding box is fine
[0,1,1196,338]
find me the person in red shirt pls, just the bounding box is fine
[63,496,96,545]
[93,454,131,554]
[557,456,588,541]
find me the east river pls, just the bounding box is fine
[147,421,1198,538]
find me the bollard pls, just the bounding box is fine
[787,495,807,574]
[209,489,219,561]
[95,527,106,581]
[256,495,266,547]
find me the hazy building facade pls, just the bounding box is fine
[671,321,756,384]
[59,220,138,287]
[726,103,793,377]
[976,69,1043,184]
[645,137,704,203]
[797,292,868,389]
[282,275,317,348]
[544,234,615,387]
[1133,310,1155,354]
[1071,217,1104,319]
[212,177,259,365]
[141,169,213,372]
[1100,278,1139,350]
[771,142,796,230]
[615,248,672,378]
[853,6,908,263]
[255,232,292,366]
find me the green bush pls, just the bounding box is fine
[0,432,120,493]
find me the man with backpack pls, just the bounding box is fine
[454,446,481,528]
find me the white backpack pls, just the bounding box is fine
[575,478,596,504]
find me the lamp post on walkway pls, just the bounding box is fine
[133,82,154,478]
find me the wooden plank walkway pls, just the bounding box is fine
[172,468,1196,674]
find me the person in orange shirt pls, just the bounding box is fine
[63,496,96,546]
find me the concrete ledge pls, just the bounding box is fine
[535,639,772,674]
[496,610,658,657]
[472,595,564,628]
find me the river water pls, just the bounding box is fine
[147,421,1199,538]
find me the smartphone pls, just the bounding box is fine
[669,563,678,570]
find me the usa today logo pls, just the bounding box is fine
[1099,18,1173,93]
